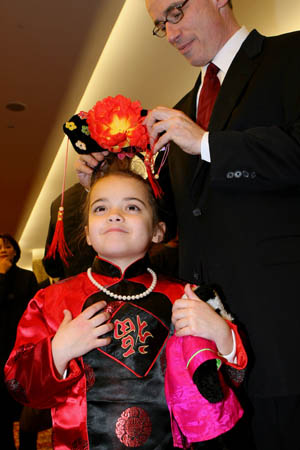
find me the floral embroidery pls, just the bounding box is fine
[65,121,77,131]
[115,407,152,447]
[81,125,90,136]
[75,140,87,151]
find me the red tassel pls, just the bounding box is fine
[45,139,73,266]
[145,163,163,198]
[144,147,164,198]
[45,206,73,266]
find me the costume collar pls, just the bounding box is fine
[91,255,151,280]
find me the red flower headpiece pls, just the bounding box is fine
[86,95,149,158]
[46,95,166,266]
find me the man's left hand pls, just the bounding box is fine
[144,106,205,155]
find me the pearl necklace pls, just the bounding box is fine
[86,267,157,301]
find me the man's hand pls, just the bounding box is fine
[74,151,109,188]
[51,300,113,376]
[144,106,205,155]
[172,284,233,355]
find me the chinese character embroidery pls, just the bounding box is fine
[114,315,154,358]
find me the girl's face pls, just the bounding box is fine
[85,175,165,271]
[0,238,16,263]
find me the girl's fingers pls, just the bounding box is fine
[82,301,107,320]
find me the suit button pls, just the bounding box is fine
[226,171,234,179]
[250,171,256,179]
[193,272,199,281]
[242,170,249,178]
[192,208,202,217]
[234,170,242,178]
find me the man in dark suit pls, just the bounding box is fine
[74,0,300,447]
[143,0,300,448]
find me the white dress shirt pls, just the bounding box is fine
[198,26,250,162]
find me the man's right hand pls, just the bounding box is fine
[75,151,109,188]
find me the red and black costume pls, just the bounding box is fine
[5,256,246,449]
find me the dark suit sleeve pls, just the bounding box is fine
[207,33,300,192]
[209,122,300,192]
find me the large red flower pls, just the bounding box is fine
[86,95,149,154]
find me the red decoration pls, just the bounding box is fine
[45,206,73,266]
[44,140,73,265]
[115,407,152,447]
[87,95,149,156]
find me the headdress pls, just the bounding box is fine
[45,95,168,265]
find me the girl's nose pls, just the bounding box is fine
[108,212,124,222]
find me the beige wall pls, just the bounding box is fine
[234,0,300,35]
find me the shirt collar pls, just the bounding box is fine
[202,26,250,82]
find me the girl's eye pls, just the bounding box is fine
[126,204,141,212]
[93,205,106,213]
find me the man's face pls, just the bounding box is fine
[146,0,227,66]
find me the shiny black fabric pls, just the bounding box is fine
[82,257,174,449]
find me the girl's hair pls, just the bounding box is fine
[0,233,21,264]
[78,158,160,244]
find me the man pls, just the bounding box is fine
[75,0,300,448]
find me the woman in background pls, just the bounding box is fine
[0,233,38,449]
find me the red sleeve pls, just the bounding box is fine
[4,290,84,409]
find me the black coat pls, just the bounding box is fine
[163,30,300,397]
[0,265,38,372]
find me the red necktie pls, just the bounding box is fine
[196,63,220,130]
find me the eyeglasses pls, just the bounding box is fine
[152,0,190,38]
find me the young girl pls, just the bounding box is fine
[5,93,247,448]
[4,167,247,450]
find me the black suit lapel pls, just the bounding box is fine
[209,29,265,131]
[190,30,265,194]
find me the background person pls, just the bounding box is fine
[0,233,38,449]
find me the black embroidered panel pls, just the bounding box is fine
[98,301,169,377]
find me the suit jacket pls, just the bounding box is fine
[163,29,300,397]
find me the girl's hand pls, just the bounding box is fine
[51,300,113,376]
[172,284,233,355]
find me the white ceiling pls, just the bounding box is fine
[2,0,299,269]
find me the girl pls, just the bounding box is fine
[5,90,247,448]
[4,167,246,450]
